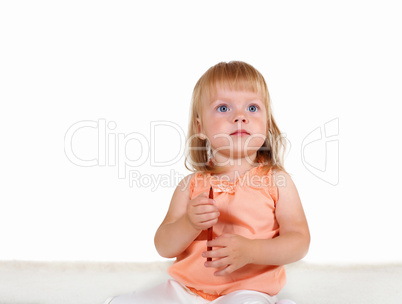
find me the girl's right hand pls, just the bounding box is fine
[187,191,219,231]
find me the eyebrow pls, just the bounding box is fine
[210,98,264,106]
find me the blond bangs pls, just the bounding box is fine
[198,62,268,110]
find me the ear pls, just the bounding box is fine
[196,118,206,140]
[196,118,201,133]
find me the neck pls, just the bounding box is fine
[211,152,258,179]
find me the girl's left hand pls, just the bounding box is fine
[202,234,253,276]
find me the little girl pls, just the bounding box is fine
[107,61,310,304]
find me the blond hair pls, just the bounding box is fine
[185,61,287,174]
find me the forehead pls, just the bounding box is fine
[209,87,263,104]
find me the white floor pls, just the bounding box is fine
[0,261,401,304]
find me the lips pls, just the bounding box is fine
[230,129,250,136]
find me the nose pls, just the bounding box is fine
[233,113,248,124]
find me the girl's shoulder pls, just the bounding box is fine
[176,172,197,193]
[269,169,301,204]
[264,166,292,188]
[271,169,292,186]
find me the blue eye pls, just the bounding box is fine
[248,105,258,112]
[217,105,229,112]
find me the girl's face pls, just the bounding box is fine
[198,87,268,163]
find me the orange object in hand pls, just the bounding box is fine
[207,186,213,262]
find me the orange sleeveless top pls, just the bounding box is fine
[168,165,286,300]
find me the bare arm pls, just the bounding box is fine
[154,174,219,258]
[249,170,310,265]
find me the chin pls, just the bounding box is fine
[213,149,261,163]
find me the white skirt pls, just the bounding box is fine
[105,278,296,304]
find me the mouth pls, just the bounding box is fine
[230,129,250,136]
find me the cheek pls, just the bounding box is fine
[249,118,267,148]
[210,134,232,148]
[246,135,266,149]
[205,117,225,135]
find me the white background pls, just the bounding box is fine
[1,1,401,264]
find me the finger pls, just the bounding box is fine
[193,205,218,215]
[195,216,219,229]
[197,212,220,223]
[202,247,227,259]
[192,198,216,208]
[214,264,234,276]
[204,256,230,269]
[207,235,230,247]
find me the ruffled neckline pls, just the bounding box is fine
[203,164,267,194]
